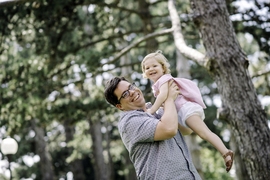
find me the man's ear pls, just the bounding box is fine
[116,104,123,111]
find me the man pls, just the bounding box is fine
[104,77,201,180]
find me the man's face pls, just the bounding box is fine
[114,80,145,111]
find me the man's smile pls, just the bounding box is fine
[132,93,140,102]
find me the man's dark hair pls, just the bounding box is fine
[104,77,128,106]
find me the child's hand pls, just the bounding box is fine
[145,102,152,109]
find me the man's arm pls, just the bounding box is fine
[154,80,179,141]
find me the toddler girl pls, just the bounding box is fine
[141,50,234,172]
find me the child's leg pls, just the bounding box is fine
[186,115,227,154]
[178,123,193,135]
[186,115,234,172]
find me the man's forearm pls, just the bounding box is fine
[161,98,178,132]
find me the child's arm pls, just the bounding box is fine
[148,82,169,114]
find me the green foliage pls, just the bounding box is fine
[231,0,270,53]
[201,147,235,180]
[0,0,268,179]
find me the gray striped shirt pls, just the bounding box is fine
[118,109,202,180]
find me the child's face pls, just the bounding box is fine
[143,58,164,82]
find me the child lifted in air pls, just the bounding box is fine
[141,50,234,172]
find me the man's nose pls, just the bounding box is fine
[128,88,136,96]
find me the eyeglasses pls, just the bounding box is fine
[118,83,136,103]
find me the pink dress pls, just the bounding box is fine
[152,74,206,112]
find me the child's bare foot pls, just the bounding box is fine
[223,150,234,172]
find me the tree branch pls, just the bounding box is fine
[0,0,32,7]
[168,0,206,65]
[251,69,270,78]
[101,28,174,66]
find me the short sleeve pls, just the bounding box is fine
[118,110,159,151]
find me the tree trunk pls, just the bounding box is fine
[230,133,249,180]
[121,149,137,180]
[138,0,158,52]
[103,120,115,180]
[190,0,270,179]
[185,135,204,179]
[64,119,85,180]
[89,117,109,180]
[31,119,55,180]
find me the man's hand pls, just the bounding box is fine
[167,80,180,100]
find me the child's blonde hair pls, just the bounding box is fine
[141,50,171,78]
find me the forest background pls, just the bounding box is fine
[0,0,269,180]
